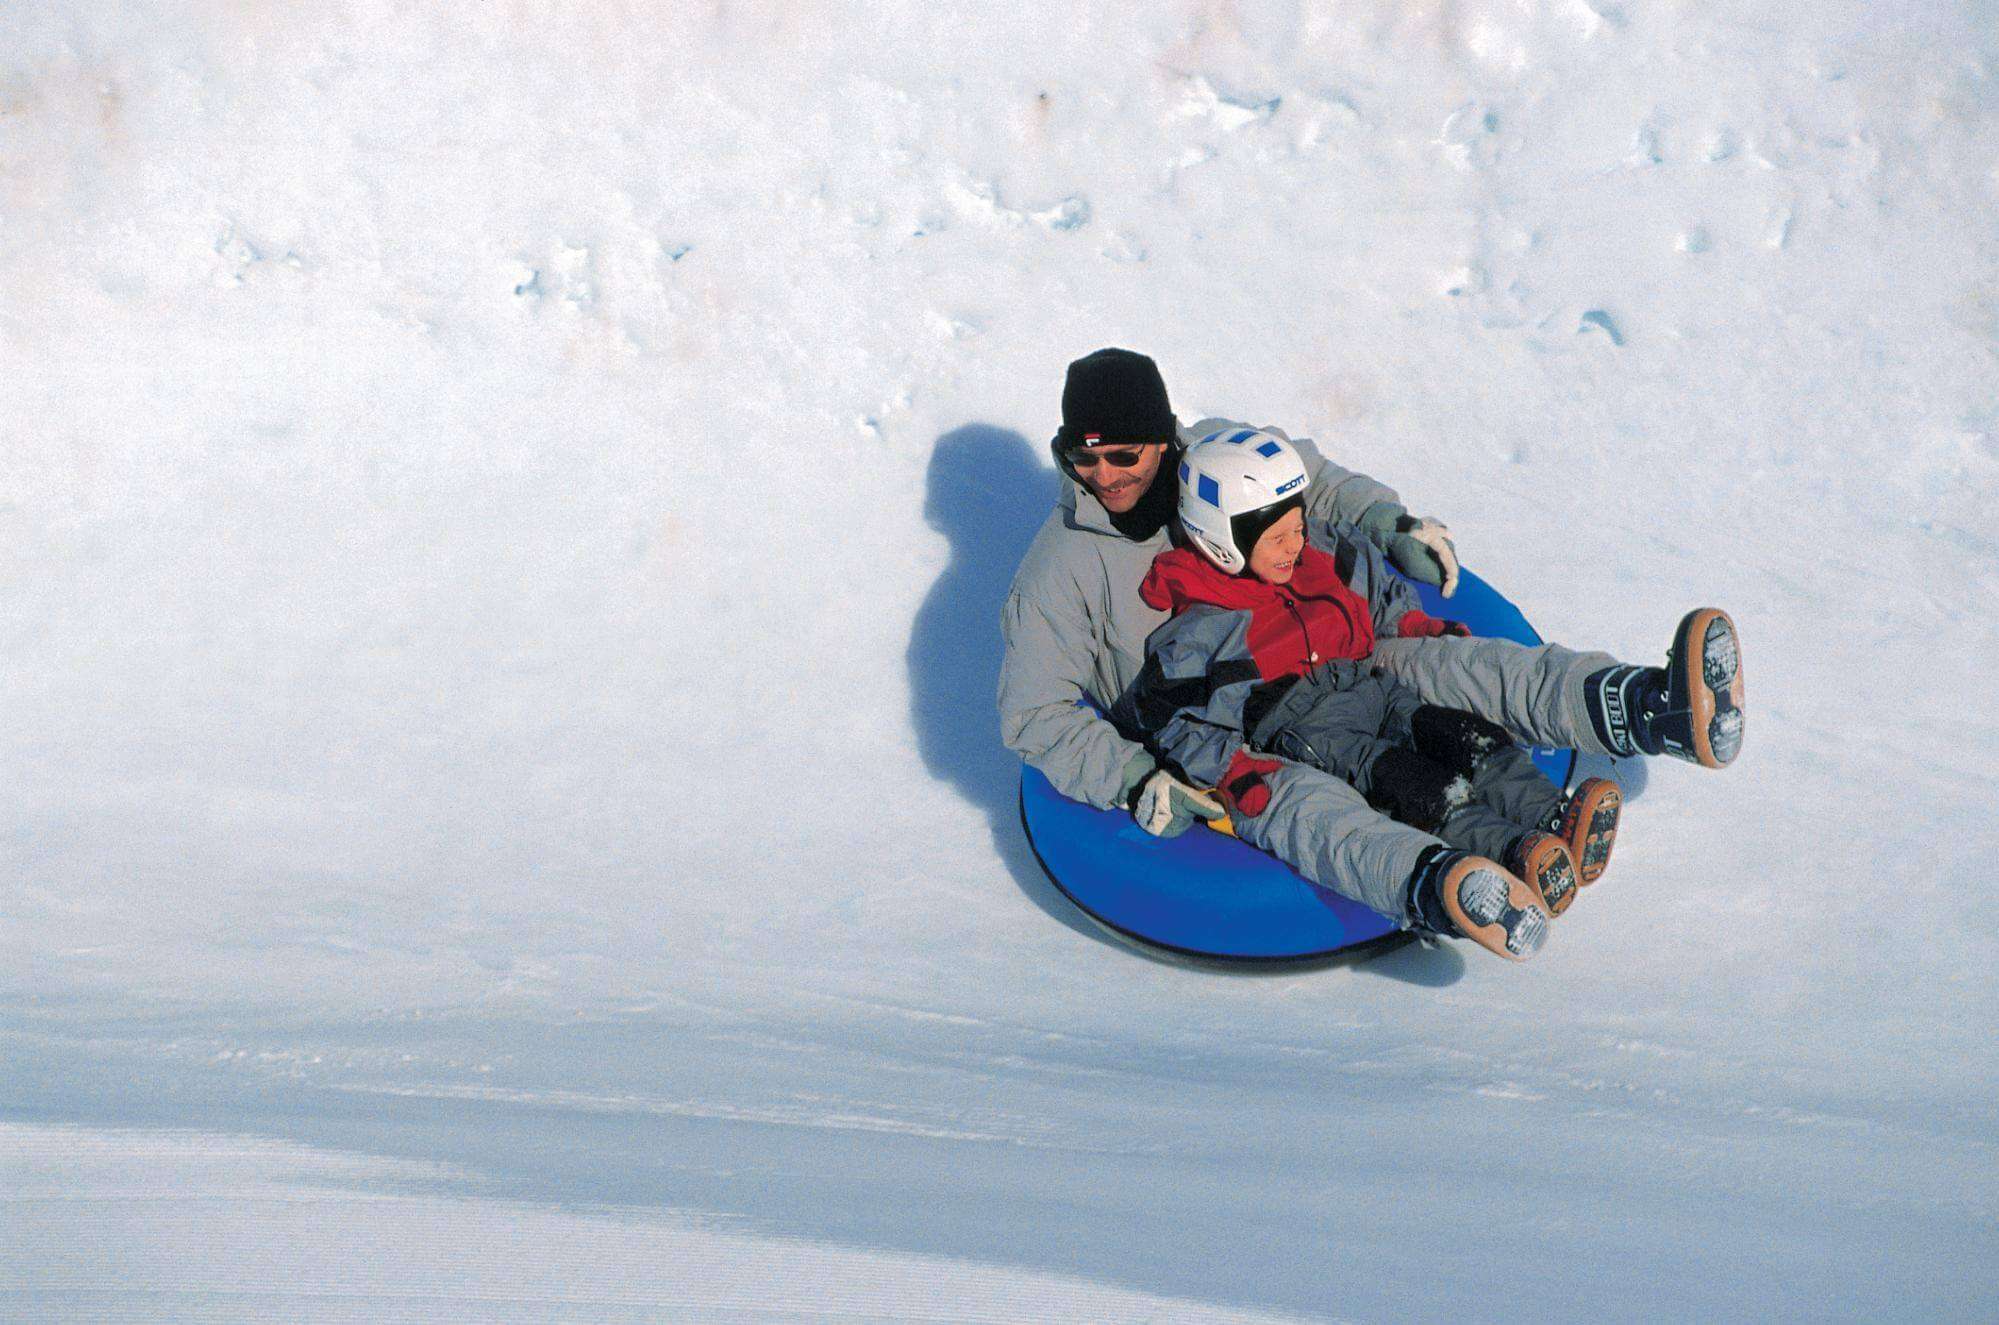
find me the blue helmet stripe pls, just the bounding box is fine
[1256,440,1283,458]
[1197,474,1221,506]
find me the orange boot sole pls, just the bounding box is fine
[1556,777,1622,886]
[1439,855,1552,961]
[1671,608,1744,769]
[1511,831,1581,916]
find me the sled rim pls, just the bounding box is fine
[1018,784,1419,969]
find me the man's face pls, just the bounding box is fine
[1067,441,1167,514]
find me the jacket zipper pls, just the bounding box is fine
[1278,589,1319,665]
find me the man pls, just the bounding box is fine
[997,348,1743,955]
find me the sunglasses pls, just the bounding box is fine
[1063,445,1150,471]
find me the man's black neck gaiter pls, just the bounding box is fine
[1108,464,1179,542]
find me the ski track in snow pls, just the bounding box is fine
[5,0,1999,1319]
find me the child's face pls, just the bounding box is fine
[1247,508,1306,584]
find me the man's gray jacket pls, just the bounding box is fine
[997,417,1402,810]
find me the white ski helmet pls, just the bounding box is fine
[1176,428,1310,574]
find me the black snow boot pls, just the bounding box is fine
[1584,608,1744,769]
[1405,845,1551,962]
[1410,705,1513,778]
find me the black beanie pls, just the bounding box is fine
[1056,348,1176,450]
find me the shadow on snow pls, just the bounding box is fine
[904,424,1104,949]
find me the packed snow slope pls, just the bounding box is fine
[5,1,1998,1319]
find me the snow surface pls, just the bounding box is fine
[4,1,1998,1319]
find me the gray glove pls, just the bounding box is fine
[1359,501,1461,598]
[1130,768,1227,838]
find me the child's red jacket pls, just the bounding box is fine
[1137,543,1454,679]
[1115,525,1460,814]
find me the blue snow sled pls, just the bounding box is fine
[1019,568,1575,964]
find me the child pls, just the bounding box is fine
[1114,428,1623,959]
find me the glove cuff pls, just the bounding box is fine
[1398,609,1441,638]
[1219,750,1282,819]
[1356,500,1408,542]
[1117,751,1159,810]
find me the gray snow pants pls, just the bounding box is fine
[1247,661,1424,796]
[1249,663,1567,862]
[1435,747,1567,859]
[1371,635,1619,757]
[1229,637,1618,924]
